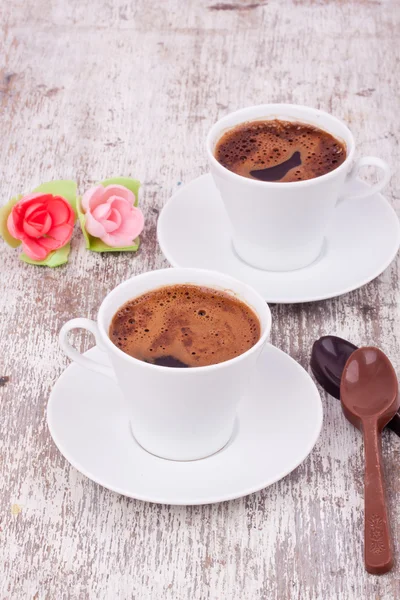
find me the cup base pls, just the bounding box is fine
[232,238,325,272]
[129,420,236,462]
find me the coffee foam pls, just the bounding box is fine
[109,284,260,368]
[215,119,346,182]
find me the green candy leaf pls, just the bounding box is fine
[0,195,22,248]
[78,176,141,252]
[86,237,140,253]
[76,200,91,249]
[20,243,71,267]
[32,180,77,214]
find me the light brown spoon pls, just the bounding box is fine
[341,347,399,575]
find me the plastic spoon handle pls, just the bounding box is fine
[363,421,393,574]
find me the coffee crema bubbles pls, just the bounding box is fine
[215,119,347,182]
[109,284,261,368]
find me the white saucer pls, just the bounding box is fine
[157,174,400,303]
[47,345,322,505]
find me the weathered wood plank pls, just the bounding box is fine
[1,0,399,598]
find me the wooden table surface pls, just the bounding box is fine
[1,0,400,598]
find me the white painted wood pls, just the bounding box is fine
[0,0,399,598]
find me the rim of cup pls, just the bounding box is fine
[97,268,272,373]
[206,103,356,189]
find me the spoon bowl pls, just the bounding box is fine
[341,347,399,427]
[311,335,357,400]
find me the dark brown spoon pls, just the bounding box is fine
[310,336,400,437]
[341,347,399,575]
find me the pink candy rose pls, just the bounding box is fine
[7,193,75,261]
[81,184,144,247]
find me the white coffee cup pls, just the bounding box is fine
[59,268,271,461]
[207,104,391,271]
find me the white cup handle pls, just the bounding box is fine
[341,156,391,201]
[59,318,115,379]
